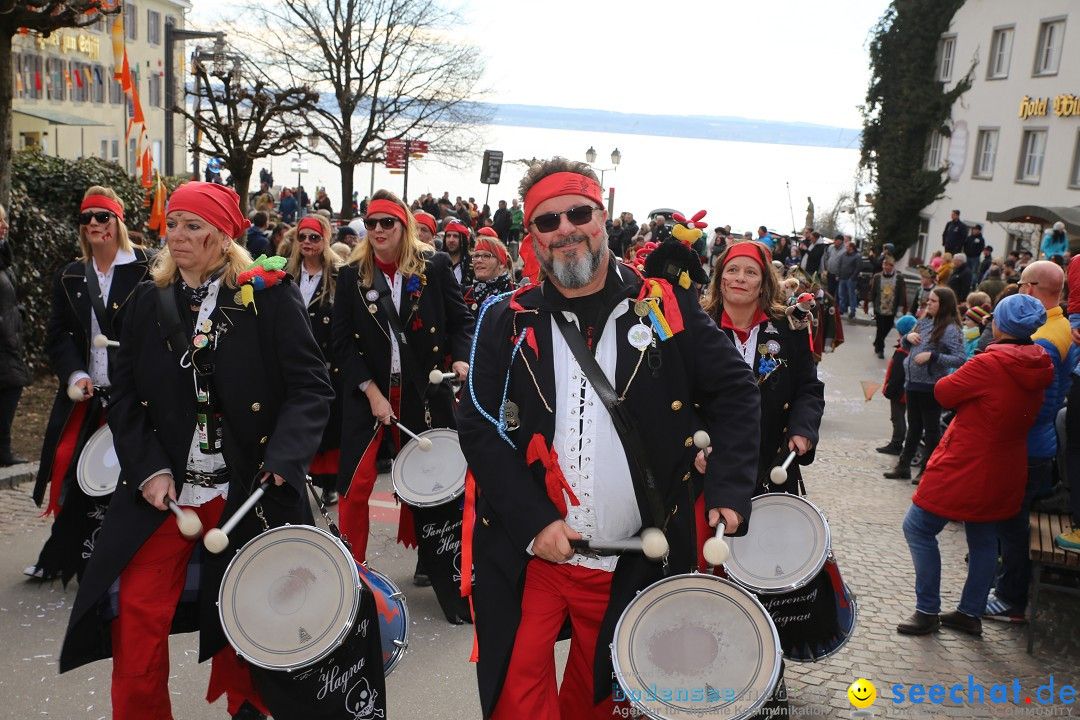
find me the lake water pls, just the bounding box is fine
[263,122,863,236]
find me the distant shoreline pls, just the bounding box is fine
[484,103,862,150]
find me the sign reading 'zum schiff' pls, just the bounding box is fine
[1019,94,1080,120]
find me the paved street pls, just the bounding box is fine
[0,319,1077,719]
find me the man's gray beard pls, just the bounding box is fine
[538,235,606,290]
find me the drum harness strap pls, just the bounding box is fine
[369,269,437,426]
[552,313,672,569]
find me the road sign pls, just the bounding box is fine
[481,150,503,184]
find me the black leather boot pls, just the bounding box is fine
[884,460,911,479]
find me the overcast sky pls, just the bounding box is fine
[191,0,893,130]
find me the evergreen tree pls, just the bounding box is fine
[860,0,971,258]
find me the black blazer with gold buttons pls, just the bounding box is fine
[332,250,474,494]
[34,249,151,505]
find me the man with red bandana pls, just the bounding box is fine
[442,219,474,286]
[458,158,760,719]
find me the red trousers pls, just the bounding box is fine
[110,496,267,720]
[490,559,625,720]
[339,386,402,564]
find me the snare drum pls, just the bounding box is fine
[355,563,409,674]
[612,574,782,720]
[219,525,388,719]
[725,494,829,594]
[76,426,120,497]
[391,428,467,507]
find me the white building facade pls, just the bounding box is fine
[10,0,190,177]
[915,0,1080,266]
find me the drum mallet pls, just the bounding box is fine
[166,499,203,540]
[769,450,798,485]
[570,528,669,560]
[204,483,268,553]
[66,383,88,401]
[693,431,711,449]
[428,369,457,384]
[93,334,119,349]
[390,419,433,451]
[703,522,730,566]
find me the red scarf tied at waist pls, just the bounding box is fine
[526,433,580,516]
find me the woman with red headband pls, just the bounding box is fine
[698,240,824,497]
[60,181,335,720]
[286,213,344,504]
[463,234,515,313]
[332,188,474,623]
[26,186,152,583]
[442,218,474,285]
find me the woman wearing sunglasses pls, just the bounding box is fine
[26,186,152,584]
[286,214,344,504]
[463,229,515,313]
[332,189,475,622]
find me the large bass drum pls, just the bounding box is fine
[76,425,120,497]
[611,574,783,720]
[218,525,388,719]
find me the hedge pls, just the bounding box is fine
[8,149,185,372]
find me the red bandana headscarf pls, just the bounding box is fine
[167,182,250,238]
[81,195,125,223]
[523,172,604,227]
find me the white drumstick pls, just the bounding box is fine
[703,522,729,566]
[428,369,456,384]
[570,527,669,560]
[67,383,87,401]
[166,499,203,539]
[769,450,798,485]
[693,430,711,449]
[204,483,267,553]
[391,419,432,451]
[93,334,119,349]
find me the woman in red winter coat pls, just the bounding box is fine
[896,293,1054,637]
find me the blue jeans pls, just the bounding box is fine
[902,504,999,617]
[993,457,1053,612]
[837,278,858,316]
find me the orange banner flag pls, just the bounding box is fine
[111,6,125,78]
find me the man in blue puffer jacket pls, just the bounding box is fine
[985,261,1080,623]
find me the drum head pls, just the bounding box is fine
[391,428,467,507]
[612,574,781,720]
[725,494,830,594]
[76,426,120,497]
[219,525,360,670]
[356,564,410,675]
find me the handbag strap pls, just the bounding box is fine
[552,312,668,530]
[370,269,430,401]
[85,262,119,368]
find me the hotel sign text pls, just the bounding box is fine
[1018,94,1080,120]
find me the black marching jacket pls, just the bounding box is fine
[34,250,152,505]
[306,268,343,453]
[718,317,825,495]
[457,260,760,717]
[332,251,474,494]
[60,278,333,672]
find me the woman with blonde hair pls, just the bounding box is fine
[27,186,152,583]
[286,213,344,503]
[332,188,474,622]
[60,181,340,720]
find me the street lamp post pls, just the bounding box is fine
[291,131,320,216]
[164,24,226,177]
[585,146,622,216]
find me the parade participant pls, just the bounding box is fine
[463,234,514,313]
[443,219,474,285]
[414,211,438,247]
[332,189,474,622]
[897,294,1052,636]
[26,186,152,583]
[697,241,824,499]
[59,182,335,720]
[286,213,343,504]
[458,158,759,719]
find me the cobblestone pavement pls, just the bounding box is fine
[0,321,1076,719]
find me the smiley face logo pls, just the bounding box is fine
[848,678,877,709]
